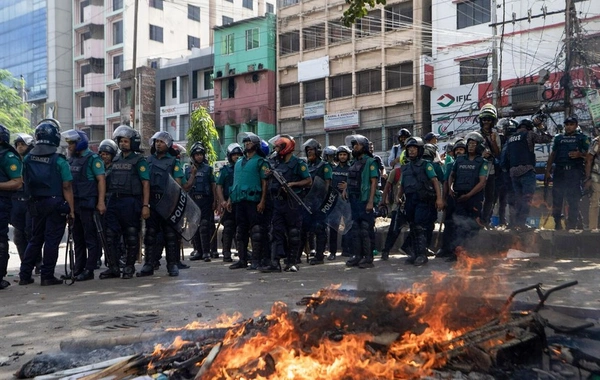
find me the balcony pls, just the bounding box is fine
[83,5,104,25]
[83,38,103,60]
[84,72,105,93]
[84,106,104,126]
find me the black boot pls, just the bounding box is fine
[229,260,247,269]
[99,267,120,279]
[346,256,361,267]
[260,260,281,273]
[167,263,179,277]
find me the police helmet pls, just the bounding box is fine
[190,142,206,156]
[98,139,118,156]
[238,132,263,155]
[149,131,174,152]
[345,134,370,155]
[13,133,34,147]
[323,145,336,157]
[465,131,486,155]
[302,138,322,157]
[564,116,578,125]
[0,125,11,145]
[336,145,351,155]
[260,139,270,157]
[61,129,89,151]
[172,143,186,159]
[397,128,412,142]
[35,119,62,147]
[518,119,535,131]
[500,118,519,136]
[113,125,142,152]
[478,103,498,126]
[445,142,455,154]
[422,143,438,161]
[226,143,243,162]
[269,134,295,157]
[404,136,425,159]
[453,139,466,155]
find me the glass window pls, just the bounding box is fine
[113,55,123,79]
[188,35,200,50]
[304,79,325,103]
[459,57,488,84]
[171,80,177,99]
[279,31,300,55]
[280,84,300,107]
[246,28,259,50]
[113,0,123,11]
[330,74,352,99]
[113,20,123,45]
[150,0,163,10]
[266,3,274,13]
[113,88,120,113]
[457,0,491,29]
[188,4,200,21]
[222,33,234,54]
[204,71,214,90]
[356,69,382,94]
[280,0,298,7]
[386,62,413,89]
[222,16,233,25]
[243,0,253,10]
[149,24,164,42]
[328,21,352,44]
[303,24,325,50]
[385,1,413,31]
[356,10,381,38]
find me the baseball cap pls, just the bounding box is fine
[564,116,578,124]
[424,132,439,142]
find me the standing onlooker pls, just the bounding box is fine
[388,129,411,169]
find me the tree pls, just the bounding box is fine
[342,0,386,26]
[0,69,32,133]
[187,106,219,165]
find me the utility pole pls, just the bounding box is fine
[131,0,139,130]
[491,0,499,109]
[563,0,574,118]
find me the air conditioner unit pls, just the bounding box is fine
[148,59,160,69]
[257,63,264,70]
[216,71,223,78]
[509,84,544,110]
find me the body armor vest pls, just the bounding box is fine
[69,152,99,209]
[308,160,326,179]
[270,156,301,194]
[108,153,143,196]
[219,164,235,200]
[147,155,176,195]
[332,164,349,189]
[25,153,63,197]
[401,159,435,198]
[554,133,585,167]
[507,131,536,168]
[347,158,366,196]
[189,163,213,196]
[453,155,484,192]
[229,155,263,203]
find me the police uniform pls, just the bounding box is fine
[216,161,236,262]
[0,142,22,289]
[329,161,350,258]
[301,158,332,264]
[549,130,589,230]
[186,160,215,261]
[9,141,32,263]
[380,167,405,259]
[69,148,105,279]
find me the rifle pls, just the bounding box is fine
[93,212,112,267]
[271,169,312,214]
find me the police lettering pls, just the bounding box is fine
[112,163,133,170]
[170,190,187,224]
[319,190,338,214]
[29,156,50,163]
[508,134,523,143]
[459,164,476,170]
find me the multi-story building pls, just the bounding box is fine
[430,0,600,140]
[72,0,269,145]
[276,0,432,156]
[212,13,277,158]
[0,0,73,128]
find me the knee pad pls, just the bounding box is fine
[199,219,209,233]
[127,227,140,247]
[289,228,301,246]
[164,228,178,242]
[223,218,235,232]
[251,225,263,242]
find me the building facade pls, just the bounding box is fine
[276,0,432,157]
[0,0,73,128]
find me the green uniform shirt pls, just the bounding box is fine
[80,149,106,180]
[57,155,73,181]
[1,150,22,179]
[360,156,379,202]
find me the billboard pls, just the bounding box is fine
[431,85,479,114]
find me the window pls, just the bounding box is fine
[279,31,300,55]
[457,0,491,29]
[113,20,123,45]
[149,0,163,10]
[243,0,253,10]
[385,2,413,31]
[357,69,381,94]
[328,21,352,44]
[171,80,177,99]
[222,16,233,25]
[112,88,120,113]
[80,96,91,119]
[356,10,381,37]
[225,0,232,2]
[246,28,259,50]
[80,64,91,87]
[113,55,123,79]
[149,24,164,42]
[280,84,300,106]
[266,3,274,13]
[188,35,200,50]
[113,0,123,11]
[222,33,234,54]
[459,57,488,84]
[124,87,132,106]
[386,62,413,89]
[330,74,352,99]
[222,78,235,99]
[304,79,325,103]
[204,71,214,90]
[281,0,298,7]
[188,4,200,21]
[79,0,89,23]
[303,24,325,50]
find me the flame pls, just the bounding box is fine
[148,336,192,370]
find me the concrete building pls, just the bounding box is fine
[0,0,73,128]
[276,0,432,157]
[72,0,270,145]
[430,0,600,140]
[212,13,277,158]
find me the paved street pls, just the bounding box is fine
[2,237,600,378]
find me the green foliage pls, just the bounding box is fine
[0,69,32,133]
[342,0,387,27]
[187,106,219,165]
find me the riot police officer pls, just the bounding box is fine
[0,125,23,289]
[184,142,216,262]
[447,132,490,262]
[323,145,337,165]
[422,143,445,248]
[344,134,378,269]
[478,104,502,228]
[19,119,75,286]
[388,128,411,169]
[227,132,269,269]
[300,138,332,265]
[10,133,33,262]
[545,116,590,230]
[329,145,351,260]
[99,139,118,171]
[62,129,106,281]
[100,125,150,280]
[137,131,184,278]
[216,143,243,262]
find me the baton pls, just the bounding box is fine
[93,212,111,262]
[65,223,76,285]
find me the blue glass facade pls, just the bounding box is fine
[0,0,47,101]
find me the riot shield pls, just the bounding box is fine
[154,175,201,241]
[304,177,352,235]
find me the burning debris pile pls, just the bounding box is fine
[18,277,600,380]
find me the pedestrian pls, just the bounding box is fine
[505,119,553,231]
[19,119,75,286]
[388,128,411,169]
[260,135,311,273]
[328,145,352,260]
[227,132,269,269]
[446,132,490,262]
[478,104,502,228]
[137,131,184,278]
[396,138,444,266]
[216,143,243,262]
[100,125,150,280]
[62,129,106,281]
[545,116,590,230]
[10,133,34,263]
[344,134,378,269]
[0,125,24,289]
